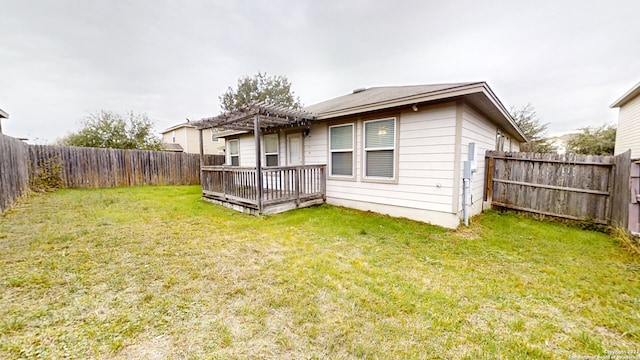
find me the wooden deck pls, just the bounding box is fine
[201,165,326,215]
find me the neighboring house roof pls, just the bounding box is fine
[611,81,640,108]
[0,108,8,118]
[161,122,195,134]
[163,143,184,152]
[304,82,527,142]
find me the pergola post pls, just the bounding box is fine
[254,115,263,213]
[198,129,204,167]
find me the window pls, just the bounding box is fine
[171,131,176,143]
[364,118,396,179]
[211,128,219,142]
[228,139,239,166]
[329,124,354,177]
[264,134,279,167]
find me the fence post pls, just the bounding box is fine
[610,150,632,229]
[484,153,494,203]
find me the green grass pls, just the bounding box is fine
[1,185,638,359]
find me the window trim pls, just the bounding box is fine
[227,139,239,166]
[211,128,219,142]
[362,117,398,183]
[263,133,279,167]
[328,122,355,180]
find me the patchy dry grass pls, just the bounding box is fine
[1,186,638,359]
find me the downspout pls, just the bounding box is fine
[463,143,477,226]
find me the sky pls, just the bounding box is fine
[1,0,638,143]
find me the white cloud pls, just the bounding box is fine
[1,0,638,142]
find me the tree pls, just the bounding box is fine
[566,124,616,155]
[59,111,163,150]
[219,72,302,112]
[510,104,555,153]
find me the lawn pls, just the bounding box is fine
[0,186,638,359]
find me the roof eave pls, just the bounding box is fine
[160,123,195,134]
[0,108,9,118]
[611,81,640,108]
[480,85,528,143]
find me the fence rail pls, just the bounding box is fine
[485,150,631,226]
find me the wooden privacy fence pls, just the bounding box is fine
[485,150,631,226]
[0,134,30,213]
[29,145,221,188]
[28,145,224,188]
[0,134,225,213]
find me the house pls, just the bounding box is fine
[0,108,8,134]
[160,122,226,154]
[612,81,640,159]
[548,133,576,154]
[192,82,526,228]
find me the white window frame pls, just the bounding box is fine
[363,117,397,181]
[263,133,279,167]
[228,139,239,166]
[328,123,355,178]
[171,130,176,143]
[211,128,219,142]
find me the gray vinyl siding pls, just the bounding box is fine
[460,104,497,216]
[614,94,640,158]
[229,101,510,223]
[306,102,458,214]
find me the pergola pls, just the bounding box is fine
[191,102,320,213]
[192,101,316,133]
[191,101,316,165]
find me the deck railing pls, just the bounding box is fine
[201,165,326,211]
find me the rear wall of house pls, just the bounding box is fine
[305,102,460,228]
[228,101,519,228]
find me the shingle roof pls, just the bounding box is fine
[304,83,477,116]
[303,82,527,142]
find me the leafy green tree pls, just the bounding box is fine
[510,104,555,153]
[566,124,616,155]
[59,111,162,150]
[219,72,302,111]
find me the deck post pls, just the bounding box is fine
[254,115,263,213]
[321,166,327,201]
[295,167,301,206]
[198,129,204,191]
[222,167,227,199]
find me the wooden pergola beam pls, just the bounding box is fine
[191,102,316,132]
